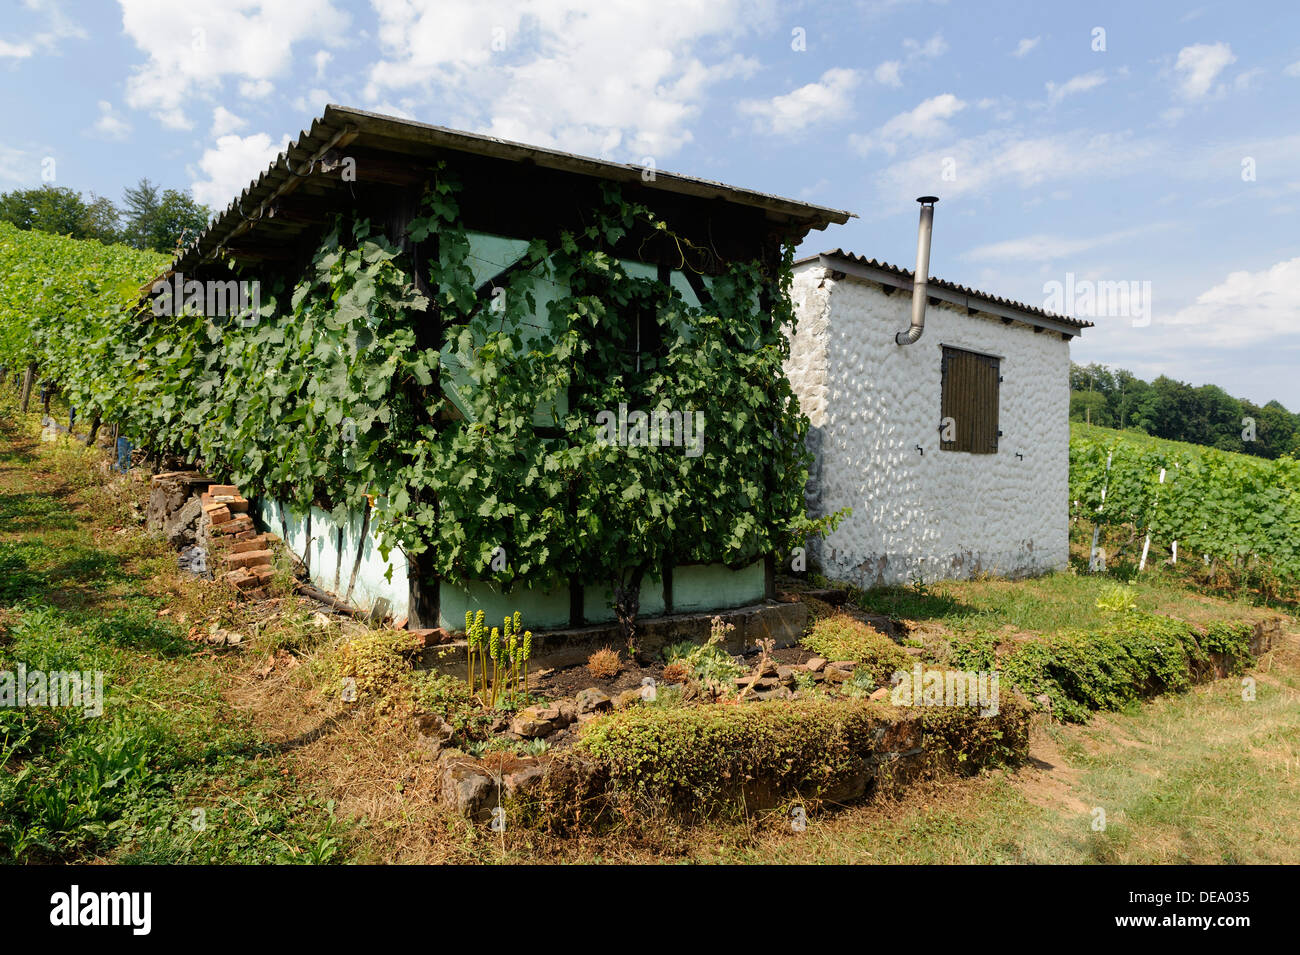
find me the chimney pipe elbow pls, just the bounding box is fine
[896,196,938,347]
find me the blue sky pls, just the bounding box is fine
[2,0,1298,407]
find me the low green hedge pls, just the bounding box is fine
[947,613,1255,723]
[576,696,1029,815]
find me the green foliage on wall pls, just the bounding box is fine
[1,169,826,631]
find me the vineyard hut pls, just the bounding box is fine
[787,236,1093,588]
[154,105,850,630]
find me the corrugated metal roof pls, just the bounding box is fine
[797,248,1094,336]
[165,105,854,278]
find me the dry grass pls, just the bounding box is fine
[585,646,622,680]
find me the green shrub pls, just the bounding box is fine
[578,699,895,811]
[1200,621,1254,674]
[947,613,1256,723]
[921,697,1032,774]
[803,613,910,685]
[324,629,422,706]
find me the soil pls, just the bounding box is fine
[526,639,832,704]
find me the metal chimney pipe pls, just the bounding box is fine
[896,196,938,345]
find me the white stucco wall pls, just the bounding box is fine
[787,264,1071,588]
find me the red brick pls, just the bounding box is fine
[224,549,272,569]
[203,504,232,525]
[208,484,240,497]
[231,537,270,554]
[409,628,451,648]
[212,516,254,536]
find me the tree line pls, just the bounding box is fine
[0,180,210,254]
[1070,362,1299,459]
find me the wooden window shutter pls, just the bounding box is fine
[940,346,1001,454]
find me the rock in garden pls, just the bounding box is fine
[503,760,547,799]
[165,496,204,547]
[868,687,890,702]
[415,713,454,753]
[575,688,613,714]
[441,760,496,821]
[613,688,645,709]
[805,656,828,672]
[510,706,559,738]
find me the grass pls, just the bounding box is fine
[845,553,1287,640]
[0,391,342,863]
[699,635,1300,864]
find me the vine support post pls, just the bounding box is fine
[1138,467,1166,573]
[19,362,36,414]
[1088,450,1113,573]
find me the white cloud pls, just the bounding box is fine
[0,39,34,58]
[1285,61,1300,78]
[0,144,39,184]
[1012,37,1040,58]
[867,128,1158,210]
[118,0,349,129]
[1164,256,1300,347]
[363,0,771,160]
[0,0,85,58]
[1173,42,1236,99]
[1233,68,1264,91]
[869,32,947,88]
[313,49,332,81]
[738,68,858,135]
[89,100,131,140]
[850,93,965,155]
[211,106,246,137]
[902,33,948,60]
[1046,70,1106,106]
[189,131,289,209]
[962,225,1170,263]
[292,88,333,115]
[238,78,274,99]
[873,60,902,87]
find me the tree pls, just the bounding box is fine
[79,194,122,244]
[120,178,160,250]
[0,186,124,244]
[1070,389,1111,426]
[121,178,209,253]
[151,189,210,253]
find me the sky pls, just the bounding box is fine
[2,0,1298,408]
